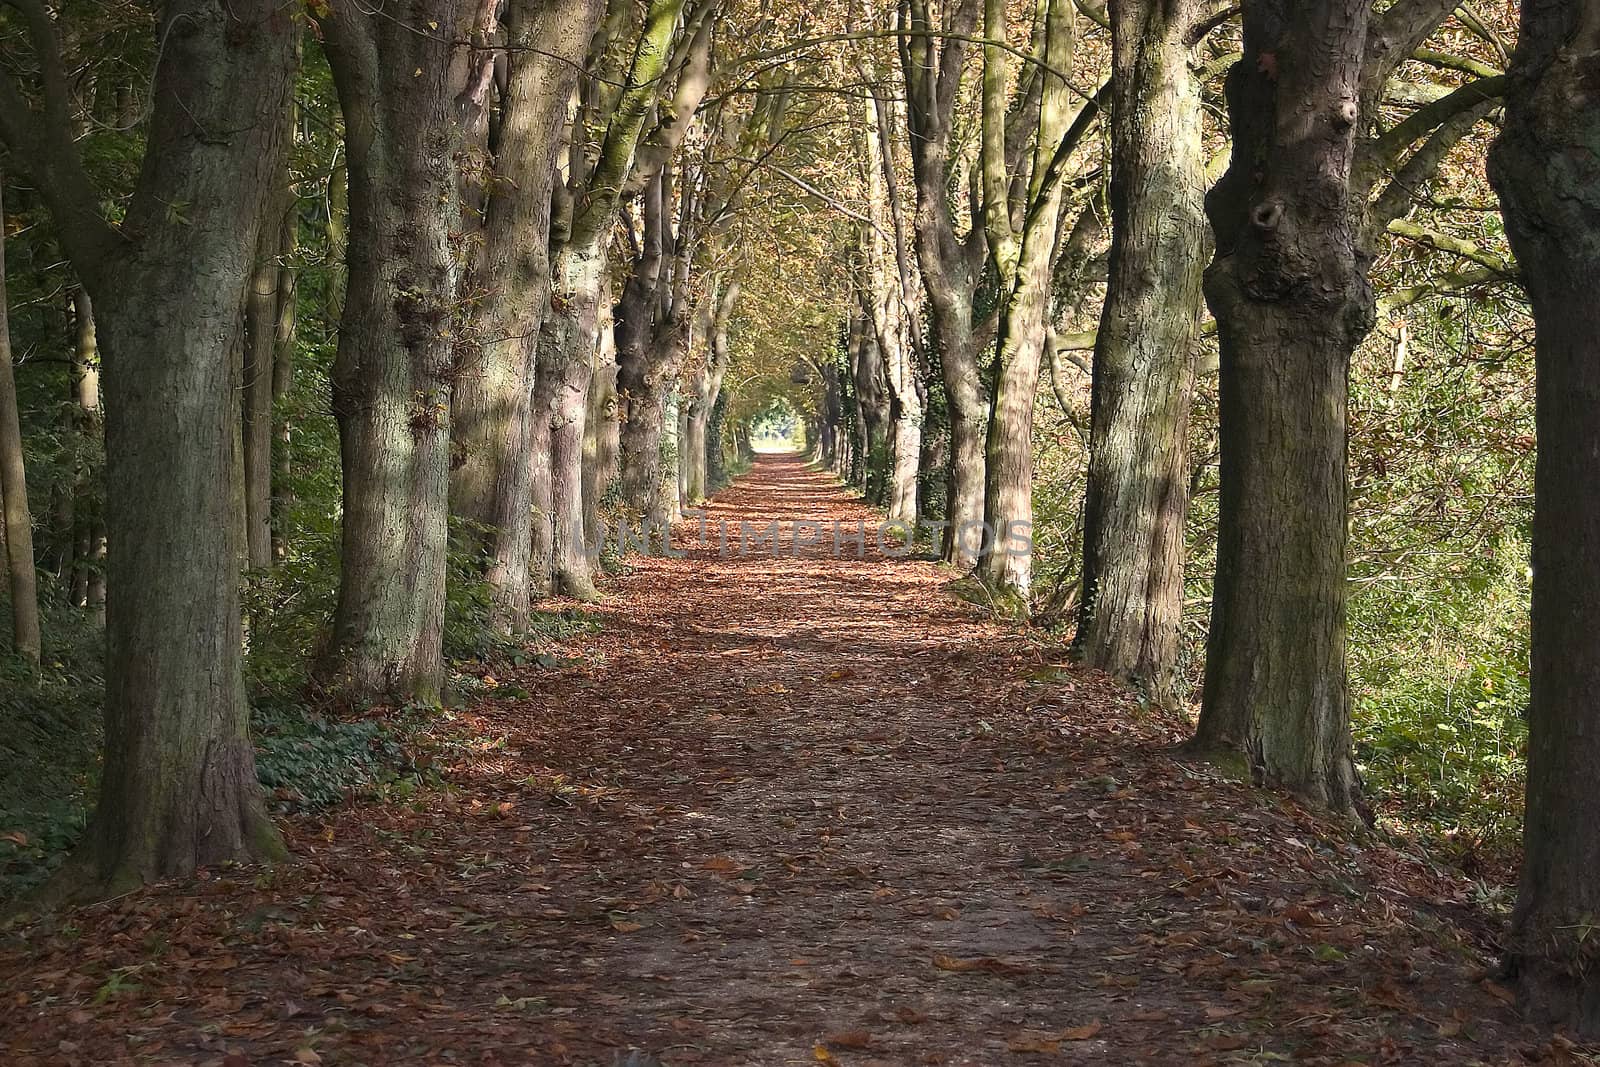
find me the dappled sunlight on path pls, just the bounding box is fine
[1,456,1552,1064]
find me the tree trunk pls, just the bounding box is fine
[318,2,485,702]
[538,246,605,599]
[449,0,601,631]
[15,2,299,895]
[900,0,987,566]
[1488,0,1600,1033]
[271,182,299,564]
[0,167,40,665]
[661,387,684,524]
[582,283,620,552]
[1076,0,1206,703]
[242,199,284,572]
[973,0,1078,603]
[1190,0,1372,814]
[887,364,921,525]
[977,276,1051,600]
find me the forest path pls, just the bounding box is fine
[2,456,1548,1064]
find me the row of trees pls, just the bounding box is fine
[1,0,1598,1036]
[0,0,798,895]
[791,0,1598,1031]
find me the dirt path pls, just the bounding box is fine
[0,456,1564,1064]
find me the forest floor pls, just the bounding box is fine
[0,455,1581,1066]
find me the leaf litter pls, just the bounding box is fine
[0,456,1585,1065]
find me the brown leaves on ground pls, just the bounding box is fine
[0,457,1584,1064]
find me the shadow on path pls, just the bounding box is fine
[1,455,1551,1065]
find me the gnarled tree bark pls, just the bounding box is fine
[1191,0,1374,814]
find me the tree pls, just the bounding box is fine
[450,0,607,631]
[242,141,295,574]
[975,0,1085,602]
[684,275,738,502]
[1488,0,1600,1033]
[315,0,496,701]
[0,0,297,892]
[899,0,989,567]
[615,165,701,534]
[0,161,40,665]
[1189,0,1487,809]
[858,83,923,528]
[1075,0,1209,702]
[1190,0,1374,812]
[535,0,712,598]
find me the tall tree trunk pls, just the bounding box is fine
[1488,0,1600,1033]
[660,386,684,524]
[977,275,1052,599]
[242,198,285,572]
[582,281,621,552]
[271,182,300,563]
[450,0,601,631]
[1076,0,1206,703]
[537,0,693,596]
[72,292,108,623]
[0,0,299,894]
[613,172,674,533]
[318,1,486,702]
[675,392,690,512]
[900,0,987,567]
[973,0,1079,602]
[1190,0,1373,813]
[0,167,40,665]
[538,246,606,599]
[886,342,922,526]
[684,277,734,502]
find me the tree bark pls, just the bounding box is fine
[0,0,298,894]
[536,0,695,597]
[0,166,40,665]
[900,0,988,567]
[686,278,734,501]
[1190,0,1373,814]
[538,247,606,599]
[271,179,300,564]
[449,0,602,630]
[1076,0,1207,703]
[1487,0,1600,1033]
[582,285,621,553]
[317,0,489,702]
[974,0,1080,602]
[242,193,287,572]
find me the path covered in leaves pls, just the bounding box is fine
[0,456,1571,1064]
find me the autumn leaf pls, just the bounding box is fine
[825,1030,873,1049]
[702,855,744,876]
[931,953,1032,974]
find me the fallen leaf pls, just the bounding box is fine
[825,1030,873,1049]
